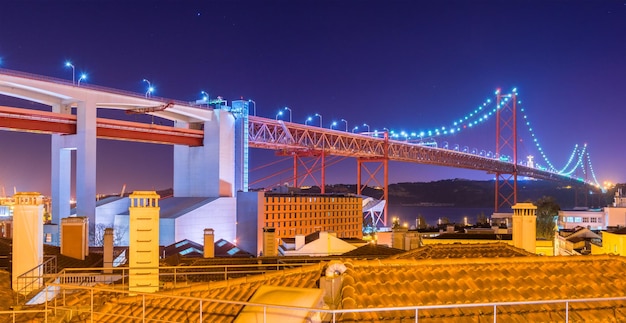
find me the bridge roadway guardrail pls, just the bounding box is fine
[0,68,197,108]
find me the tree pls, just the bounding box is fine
[535,196,560,239]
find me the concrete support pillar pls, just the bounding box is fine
[129,191,160,293]
[11,192,44,293]
[50,142,71,245]
[173,109,236,197]
[75,101,97,239]
[60,216,89,260]
[51,101,97,245]
[203,228,214,258]
[103,228,113,274]
[512,202,537,254]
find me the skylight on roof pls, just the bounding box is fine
[217,240,228,247]
[180,247,202,256]
[227,247,240,255]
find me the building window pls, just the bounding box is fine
[45,233,52,243]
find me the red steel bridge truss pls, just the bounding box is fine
[247,115,571,225]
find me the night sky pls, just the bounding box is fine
[0,1,624,196]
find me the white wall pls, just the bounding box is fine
[175,197,236,245]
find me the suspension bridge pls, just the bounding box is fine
[0,68,602,229]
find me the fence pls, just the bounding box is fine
[38,283,626,323]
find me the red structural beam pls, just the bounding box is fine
[97,118,203,146]
[0,106,203,146]
[248,116,581,184]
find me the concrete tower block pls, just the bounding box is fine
[173,109,236,197]
[60,216,89,260]
[204,228,215,258]
[129,191,160,293]
[512,202,538,254]
[11,192,44,292]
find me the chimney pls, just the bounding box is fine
[203,228,215,258]
[512,202,537,254]
[262,227,277,257]
[128,191,160,293]
[60,216,89,260]
[11,192,44,292]
[103,228,113,274]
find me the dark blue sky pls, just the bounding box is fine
[0,0,624,195]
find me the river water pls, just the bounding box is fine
[387,205,495,228]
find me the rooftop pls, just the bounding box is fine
[8,243,626,322]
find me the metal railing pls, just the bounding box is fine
[55,262,318,291]
[38,282,626,323]
[6,259,626,322]
[15,255,57,302]
[0,309,52,323]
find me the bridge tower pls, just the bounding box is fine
[494,89,518,212]
[357,132,389,226]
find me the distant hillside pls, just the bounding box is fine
[317,179,609,209]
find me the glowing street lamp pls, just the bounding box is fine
[341,119,348,132]
[352,126,359,133]
[77,73,87,86]
[330,121,337,130]
[305,117,313,125]
[65,61,75,85]
[363,123,370,132]
[283,107,292,123]
[276,110,283,120]
[201,91,209,101]
[142,79,154,98]
[314,113,322,127]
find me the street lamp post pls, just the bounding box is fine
[142,79,153,98]
[330,121,337,130]
[77,73,87,86]
[283,107,292,123]
[276,111,283,120]
[363,123,370,132]
[201,91,209,101]
[341,119,348,132]
[65,61,75,85]
[352,126,359,133]
[305,117,312,125]
[314,113,322,127]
